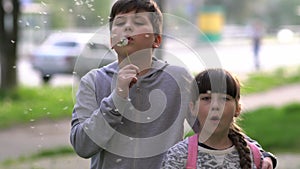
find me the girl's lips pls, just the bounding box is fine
[210,116,220,121]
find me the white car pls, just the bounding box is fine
[30,32,116,83]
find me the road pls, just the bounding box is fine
[18,37,300,86]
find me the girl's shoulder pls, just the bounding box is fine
[167,138,189,155]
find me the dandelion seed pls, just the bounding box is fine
[60,8,64,12]
[147,117,151,120]
[30,126,35,129]
[102,113,106,116]
[34,26,41,29]
[81,15,86,20]
[69,9,73,13]
[84,126,89,130]
[12,65,16,68]
[41,1,47,6]
[63,106,68,110]
[30,119,35,122]
[117,37,128,47]
[116,158,122,163]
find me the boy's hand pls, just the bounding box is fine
[117,64,139,99]
[262,157,273,169]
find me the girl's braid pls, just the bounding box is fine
[228,123,252,169]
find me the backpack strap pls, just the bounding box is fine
[246,140,262,169]
[187,134,262,169]
[186,134,198,169]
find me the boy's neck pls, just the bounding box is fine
[118,50,153,75]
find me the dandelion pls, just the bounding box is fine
[117,37,129,47]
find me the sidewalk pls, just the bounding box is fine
[1,83,300,168]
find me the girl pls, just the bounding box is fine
[161,68,272,169]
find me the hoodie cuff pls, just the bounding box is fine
[111,90,131,115]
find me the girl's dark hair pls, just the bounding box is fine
[192,68,240,102]
[109,0,163,34]
[192,68,252,168]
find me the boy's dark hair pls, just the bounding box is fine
[109,0,163,35]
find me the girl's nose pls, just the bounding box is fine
[211,97,221,111]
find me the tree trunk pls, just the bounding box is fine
[0,0,19,90]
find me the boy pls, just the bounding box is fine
[70,0,276,168]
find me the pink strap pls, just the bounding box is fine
[187,134,261,169]
[186,134,198,169]
[246,140,262,169]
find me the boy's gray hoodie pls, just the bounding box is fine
[70,58,193,169]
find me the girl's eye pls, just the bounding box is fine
[201,96,211,101]
[221,96,228,101]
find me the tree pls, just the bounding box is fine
[0,0,20,90]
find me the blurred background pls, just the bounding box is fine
[0,0,300,168]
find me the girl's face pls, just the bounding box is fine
[111,10,160,57]
[193,92,240,135]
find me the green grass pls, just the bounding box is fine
[2,146,75,166]
[241,66,300,94]
[184,103,300,153]
[0,86,74,129]
[239,102,300,153]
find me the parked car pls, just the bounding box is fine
[30,32,117,83]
